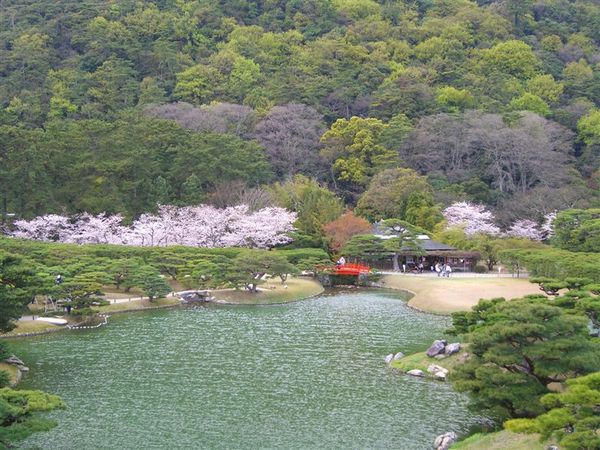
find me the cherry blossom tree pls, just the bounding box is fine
[67,213,127,244]
[226,207,297,248]
[505,219,544,241]
[11,214,73,242]
[541,211,557,240]
[10,205,297,249]
[442,201,501,236]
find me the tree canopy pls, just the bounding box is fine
[1,0,599,223]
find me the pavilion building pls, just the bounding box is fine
[367,224,480,272]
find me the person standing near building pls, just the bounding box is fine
[444,263,452,277]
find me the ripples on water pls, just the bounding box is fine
[12,290,483,450]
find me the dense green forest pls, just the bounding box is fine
[1,0,599,225]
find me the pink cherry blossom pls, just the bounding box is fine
[442,202,501,236]
[10,205,297,249]
[505,219,544,241]
[11,214,74,242]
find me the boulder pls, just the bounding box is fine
[5,355,25,366]
[426,340,446,357]
[393,352,404,361]
[445,343,461,356]
[432,371,446,381]
[427,364,449,375]
[434,354,446,360]
[384,354,394,364]
[406,369,424,377]
[434,432,457,450]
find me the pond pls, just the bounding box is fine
[11,290,484,449]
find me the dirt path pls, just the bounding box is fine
[382,274,542,314]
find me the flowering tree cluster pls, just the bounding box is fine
[443,202,550,241]
[505,219,544,241]
[11,205,296,249]
[540,211,556,239]
[442,202,501,236]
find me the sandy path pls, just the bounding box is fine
[382,275,542,314]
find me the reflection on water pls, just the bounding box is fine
[12,290,483,450]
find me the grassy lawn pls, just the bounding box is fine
[381,275,541,314]
[451,430,552,450]
[212,277,324,305]
[92,297,181,313]
[1,320,63,337]
[0,362,20,385]
[390,349,467,375]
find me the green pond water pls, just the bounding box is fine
[10,290,484,450]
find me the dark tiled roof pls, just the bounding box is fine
[414,239,455,251]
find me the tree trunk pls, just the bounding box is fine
[392,253,400,272]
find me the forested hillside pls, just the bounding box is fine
[1,0,599,226]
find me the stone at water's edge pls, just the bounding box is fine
[427,364,448,381]
[406,369,424,377]
[385,354,394,364]
[427,364,448,375]
[426,340,447,357]
[445,343,461,356]
[434,432,457,450]
[393,352,404,361]
[5,354,29,373]
[5,355,25,366]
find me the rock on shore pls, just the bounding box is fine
[434,432,457,450]
[426,340,447,357]
[5,355,29,372]
[427,364,449,381]
[426,340,461,358]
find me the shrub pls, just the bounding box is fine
[0,371,10,388]
[473,265,487,273]
[0,342,10,361]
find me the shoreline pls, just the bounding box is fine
[208,285,325,306]
[1,278,325,339]
[2,275,537,340]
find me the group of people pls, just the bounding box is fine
[434,262,452,277]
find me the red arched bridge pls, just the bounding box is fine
[317,263,372,276]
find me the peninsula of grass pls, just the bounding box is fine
[450,430,553,450]
[390,349,467,375]
[212,277,323,305]
[381,275,541,314]
[1,320,63,338]
[92,297,181,313]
